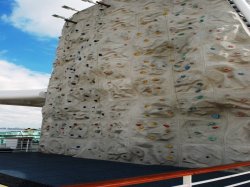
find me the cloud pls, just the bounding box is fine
[0,60,49,90]
[0,60,50,128]
[2,0,93,38]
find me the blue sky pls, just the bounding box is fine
[0,0,56,73]
[0,0,92,128]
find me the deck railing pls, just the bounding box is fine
[0,131,40,152]
[63,161,250,187]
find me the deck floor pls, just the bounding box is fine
[0,152,249,187]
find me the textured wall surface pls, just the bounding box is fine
[40,0,250,168]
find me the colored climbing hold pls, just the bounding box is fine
[223,67,232,72]
[211,114,220,119]
[182,53,186,60]
[193,4,198,8]
[163,124,170,128]
[208,136,217,141]
[147,135,156,141]
[194,131,202,135]
[208,122,216,126]
[189,106,197,112]
[184,65,191,70]
[212,126,219,129]
[166,144,173,148]
[196,95,204,99]
[195,89,201,93]
[148,122,158,127]
[166,156,173,161]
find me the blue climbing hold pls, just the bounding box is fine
[184,65,190,70]
[211,114,220,119]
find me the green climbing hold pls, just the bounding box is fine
[208,122,216,126]
[196,95,204,99]
[208,136,217,141]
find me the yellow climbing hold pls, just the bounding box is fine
[155,31,162,35]
[145,49,154,55]
[147,134,157,140]
[152,78,160,82]
[148,121,158,127]
[166,156,173,160]
[166,144,173,148]
[163,9,169,16]
[140,70,147,74]
[136,32,142,37]
[134,51,142,56]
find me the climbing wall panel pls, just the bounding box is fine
[40,0,250,168]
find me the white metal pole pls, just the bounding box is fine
[183,175,192,187]
[233,0,250,23]
[26,139,29,152]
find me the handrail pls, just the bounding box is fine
[63,161,250,187]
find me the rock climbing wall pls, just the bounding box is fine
[40,0,250,168]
